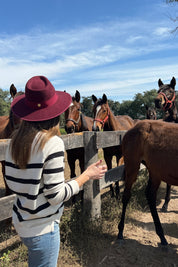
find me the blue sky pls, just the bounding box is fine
[0,0,178,102]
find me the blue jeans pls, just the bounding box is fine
[21,222,60,267]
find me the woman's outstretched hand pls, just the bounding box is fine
[75,160,107,187]
[86,160,107,180]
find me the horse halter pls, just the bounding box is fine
[158,91,175,111]
[93,111,109,129]
[65,110,81,130]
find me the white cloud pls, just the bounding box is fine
[153,27,170,36]
[0,16,177,101]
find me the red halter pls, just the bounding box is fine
[93,112,109,128]
[158,91,175,111]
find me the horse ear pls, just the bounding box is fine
[92,95,97,103]
[10,84,17,98]
[158,79,163,87]
[103,94,107,103]
[75,90,80,102]
[170,77,176,89]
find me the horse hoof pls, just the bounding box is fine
[161,205,168,212]
[158,238,168,247]
[117,233,123,240]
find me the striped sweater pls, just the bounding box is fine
[5,134,79,237]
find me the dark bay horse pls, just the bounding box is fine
[92,94,135,198]
[155,77,177,122]
[65,90,93,178]
[145,105,157,120]
[118,120,178,246]
[0,84,24,196]
[155,77,177,211]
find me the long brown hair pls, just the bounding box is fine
[10,116,60,169]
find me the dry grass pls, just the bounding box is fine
[0,162,178,266]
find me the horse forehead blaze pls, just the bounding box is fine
[96,105,101,116]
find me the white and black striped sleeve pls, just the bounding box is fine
[43,136,79,205]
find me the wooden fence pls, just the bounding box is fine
[0,131,127,222]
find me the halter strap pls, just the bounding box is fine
[159,91,175,111]
[93,112,109,128]
[65,111,81,126]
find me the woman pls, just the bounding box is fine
[5,75,107,267]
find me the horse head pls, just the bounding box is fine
[10,84,17,99]
[9,86,24,131]
[65,90,82,133]
[92,94,109,131]
[145,105,157,120]
[155,77,176,111]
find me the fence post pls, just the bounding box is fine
[82,132,101,219]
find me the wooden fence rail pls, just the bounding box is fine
[0,131,127,222]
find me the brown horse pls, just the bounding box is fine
[92,93,135,198]
[145,105,157,120]
[118,119,178,246]
[155,77,177,122]
[0,84,24,196]
[155,77,177,211]
[65,90,93,178]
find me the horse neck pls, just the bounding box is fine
[79,114,93,131]
[164,102,178,123]
[84,115,93,131]
[103,108,118,131]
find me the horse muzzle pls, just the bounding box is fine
[155,98,163,109]
[65,125,75,134]
[92,125,100,131]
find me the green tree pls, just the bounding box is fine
[117,89,162,119]
[81,96,93,117]
[118,100,134,118]
[0,89,11,116]
[108,99,120,115]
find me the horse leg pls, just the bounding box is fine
[66,150,77,204]
[161,184,171,212]
[103,148,114,197]
[1,161,12,196]
[118,185,132,240]
[118,162,140,240]
[66,150,76,178]
[115,146,123,199]
[78,148,85,204]
[145,178,168,246]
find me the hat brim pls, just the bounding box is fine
[11,91,72,121]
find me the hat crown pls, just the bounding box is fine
[25,76,55,103]
[11,75,72,121]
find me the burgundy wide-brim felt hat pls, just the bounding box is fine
[11,75,72,121]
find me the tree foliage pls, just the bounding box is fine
[81,96,93,117]
[79,89,164,120]
[0,89,11,116]
[0,87,175,124]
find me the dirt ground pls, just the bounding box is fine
[0,155,178,267]
[100,187,178,267]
